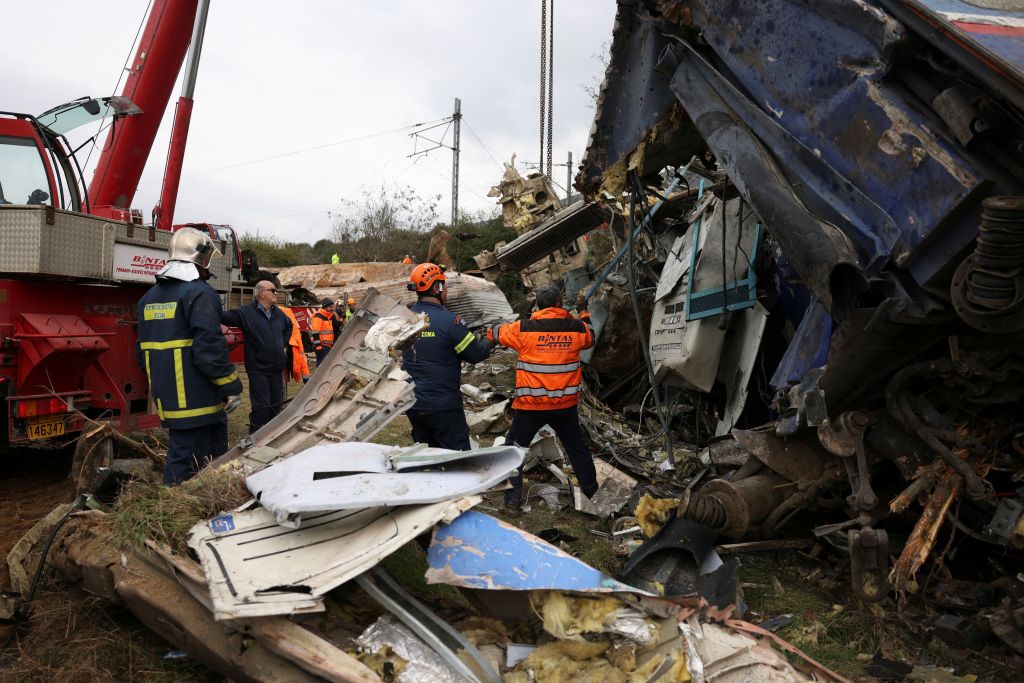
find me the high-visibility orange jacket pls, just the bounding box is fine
[487,307,594,410]
[280,307,310,382]
[310,307,337,350]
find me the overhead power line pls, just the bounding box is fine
[139,116,449,184]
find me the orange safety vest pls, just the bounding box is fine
[310,307,336,350]
[488,307,594,411]
[279,307,310,383]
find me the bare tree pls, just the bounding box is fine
[330,184,440,262]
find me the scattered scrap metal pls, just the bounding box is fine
[5,287,847,682]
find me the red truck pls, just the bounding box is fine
[0,0,229,451]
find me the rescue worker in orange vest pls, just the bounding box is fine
[310,298,339,365]
[487,284,597,513]
[279,306,311,383]
[402,254,413,264]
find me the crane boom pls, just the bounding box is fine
[88,0,198,215]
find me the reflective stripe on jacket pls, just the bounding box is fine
[488,307,593,410]
[136,278,243,429]
[280,306,310,382]
[310,308,336,350]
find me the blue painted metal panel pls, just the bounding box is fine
[682,0,986,277]
[425,511,646,593]
[770,300,833,392]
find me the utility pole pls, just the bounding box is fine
[451,97,461,226]
[566,150,572,202]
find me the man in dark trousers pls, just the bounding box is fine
[137,228,243,484]
[402,263,493,450]
[487,284,597,513]
[310,298,340,365]
[221,280,293,434]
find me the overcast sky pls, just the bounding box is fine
[4,1,616,243]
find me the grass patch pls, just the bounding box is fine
[371,416,414,448]
[109,463,250,554]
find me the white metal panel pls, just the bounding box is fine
[246,442,524,527]
[187,496,477,620]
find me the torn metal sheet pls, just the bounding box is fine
[364,314,428,355]
[188,496,477,620]
[573,458,638,518]
[357,568,501,683]
[493,200,609,272]
[356,615,472,683]
[426,510,647,593]
[714,303,770,436]
[246,442,523,527]
[685,196,762,322]
[650,196,728,391]
[465,400,510,435]
[210,287,418,473]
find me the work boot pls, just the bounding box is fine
[581,481,599,499]
[503,488,523,517]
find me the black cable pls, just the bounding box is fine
[626,170,675,467]
[0,508,76,656]
[718,190,730,329]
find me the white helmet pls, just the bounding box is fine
[168,227,221,268]
[157,227,221,281]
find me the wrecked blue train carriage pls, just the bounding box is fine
[582,0,1024,600]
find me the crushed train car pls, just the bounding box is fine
[568,0,1024,618]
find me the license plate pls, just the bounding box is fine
[26,416,66,440]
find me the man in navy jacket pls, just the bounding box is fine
[137,228,243,484]
[221,280,293,434]
[402,263,493,449]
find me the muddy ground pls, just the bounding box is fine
[0,372,1019,681]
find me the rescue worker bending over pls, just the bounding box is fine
[310,298,339,364]
[136,228,243,485]
[402,263,493,450]
[488,284,597,513]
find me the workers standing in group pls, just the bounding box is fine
[488,284,597,514]
[310,298,340,365]
[136,228,242,485]
[279,305,310,384]
[402,263,494,450]
[221,281,293,434]
[402,254,413,264]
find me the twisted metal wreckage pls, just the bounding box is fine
[11,0,1024,679]
[563,0,1024,653]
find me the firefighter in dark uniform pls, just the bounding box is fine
[402,263,493,450]
[136,228,243,485]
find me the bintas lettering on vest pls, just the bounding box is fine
[536,334,574,349]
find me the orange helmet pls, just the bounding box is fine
[347,297,356,306]
[408,263,446,293]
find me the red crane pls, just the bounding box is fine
[0,0,221,450]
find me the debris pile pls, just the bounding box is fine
[9,287,850,682]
